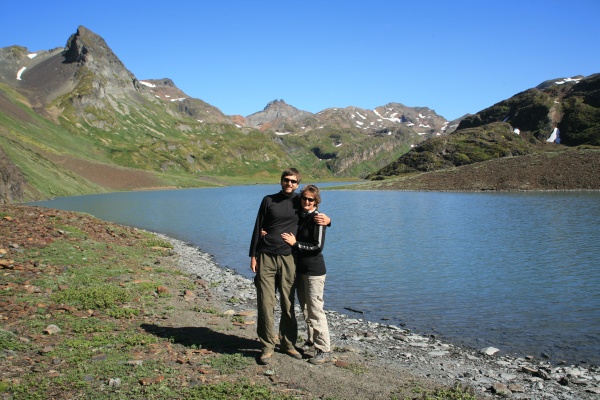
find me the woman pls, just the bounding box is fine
[281,184,331,364]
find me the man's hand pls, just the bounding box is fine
[250,256,258,273]
[314,213,331,226]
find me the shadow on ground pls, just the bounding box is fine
[140,323,262,357]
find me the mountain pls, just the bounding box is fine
[368,74,600,180]
[0,26,450,203]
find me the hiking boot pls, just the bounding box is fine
[258,351,274,365]
[309,349,330,365]
[282,348,302,360]
[300,341,314,352]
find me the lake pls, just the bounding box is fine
[30,185,600,365]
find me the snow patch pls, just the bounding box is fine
[275,132,291,135]
[547,127,560,143]
[555,77,581,85]
[27,53,38,59]
[16,67,26,80]
[139,81,156,88]
[356,111,366,120]
[372,109,402,123]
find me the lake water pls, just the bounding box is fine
[30,185,600,365]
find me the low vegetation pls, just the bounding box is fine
[0,205,482,399]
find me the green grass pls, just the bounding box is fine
[208,353,252,374]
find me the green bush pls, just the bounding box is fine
[52,284,131,310]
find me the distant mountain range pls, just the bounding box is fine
[0,25,598,203]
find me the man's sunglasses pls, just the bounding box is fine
[301,196,315,203]
[283,178,298,184]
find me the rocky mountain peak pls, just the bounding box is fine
[64,26,118,66]
[264,99,288,110]
[246,99,314,130]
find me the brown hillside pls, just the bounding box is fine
[364,147,600,191]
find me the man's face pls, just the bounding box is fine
[280,175,299,195]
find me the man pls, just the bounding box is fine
[249,168,330,365]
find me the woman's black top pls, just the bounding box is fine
[294,210,326,276]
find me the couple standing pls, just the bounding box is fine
[249,168,331,365]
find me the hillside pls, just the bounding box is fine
[353,146,600,191]
[0,26,448,203]
[367,74,600,189]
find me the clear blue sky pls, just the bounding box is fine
[2,0,599,120]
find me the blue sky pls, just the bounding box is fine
[1,0,599,120]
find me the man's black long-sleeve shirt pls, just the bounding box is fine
[249,191,300,257]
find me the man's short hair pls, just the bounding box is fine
[281,168,301,183]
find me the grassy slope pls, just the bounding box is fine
[0,205,475,399]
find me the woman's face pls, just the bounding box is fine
[300,192,317,212]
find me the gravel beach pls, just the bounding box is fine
[160,233,600,399]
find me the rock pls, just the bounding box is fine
[183,290,196,301]
[156,286,169,295]
[491,382,512,396]
[428,351,449,357]
[139,375,164,386]
[521,366,538,375]
[508,383,525,392]
[108,378,121,387]
[480,346,499,356]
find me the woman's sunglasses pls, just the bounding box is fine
[301,196,315,203]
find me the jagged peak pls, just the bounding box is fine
[264,99,289,110]
[62,25,125,71]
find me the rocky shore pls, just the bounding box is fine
[162,234,600,399]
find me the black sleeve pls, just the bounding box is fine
[249,196,269,257]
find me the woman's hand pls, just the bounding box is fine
[281,232,296,246]
[260,229,267,237]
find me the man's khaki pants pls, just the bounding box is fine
[256,252,298,353]
[297,274,331,352]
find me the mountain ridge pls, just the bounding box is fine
[1,25,599,202]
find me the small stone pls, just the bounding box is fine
[108,378,121,388]
[235,310,256,317]
[491,382,512,396]
[521,366,537,375]
[500,373,517,380]
[156,286,169,295]
[264,369,275,376]
[428,351,449,357]
[183,290,196,301]
[508,383,525,393]
[43,324,61,335]
[480,346,499,356]
[139,375,164,386]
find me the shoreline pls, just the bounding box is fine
[158,233,600,399]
